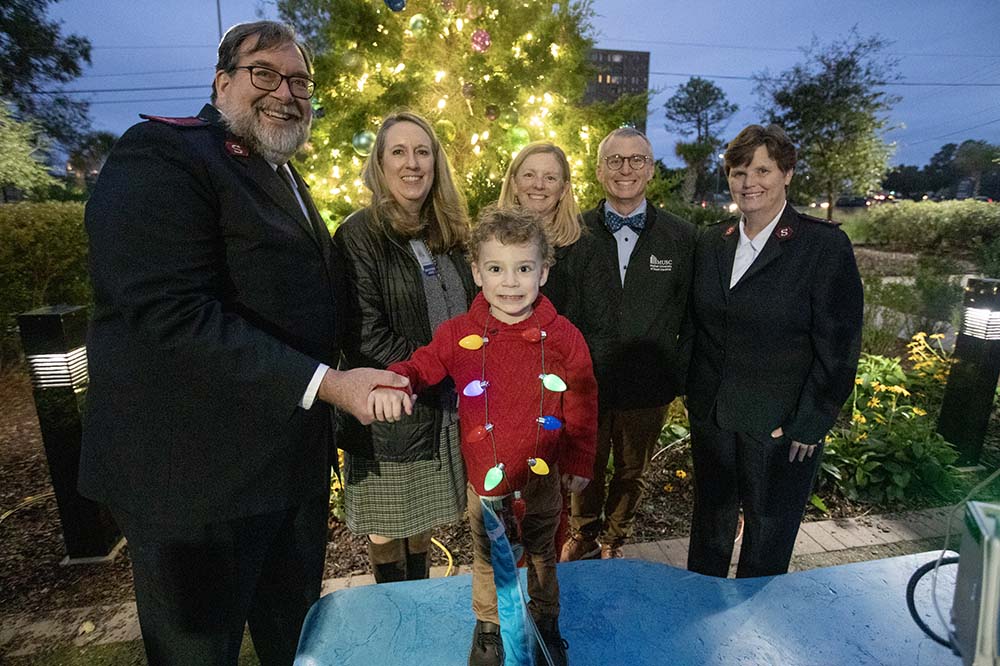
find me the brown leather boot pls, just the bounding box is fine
[404,532,432,580]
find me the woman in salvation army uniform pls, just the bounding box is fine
[334,111,476,583]
[684,124,863,578]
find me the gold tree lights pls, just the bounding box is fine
[279,0,645,223]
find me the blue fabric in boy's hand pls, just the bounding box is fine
[481,496,533,665]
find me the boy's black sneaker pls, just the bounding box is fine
[469,620,504,666]
[534,615,569,666]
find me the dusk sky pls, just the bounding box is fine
[50,0,1000,168]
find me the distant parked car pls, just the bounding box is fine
[835,195,868,208]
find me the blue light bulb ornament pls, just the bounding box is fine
[463,379,488,397]
[384,0,407,11]
[540,373,567,392]
[528,457,550,475]
[537,415,563,430]
[484,463,505,491]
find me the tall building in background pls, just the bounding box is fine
[584,48,650,132]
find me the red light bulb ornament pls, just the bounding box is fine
[521,328,547,343]
[469,423,493,442]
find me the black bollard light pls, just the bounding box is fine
[937,278,1000,466]
[17,305,123,564]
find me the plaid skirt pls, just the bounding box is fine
[343,420,467,538]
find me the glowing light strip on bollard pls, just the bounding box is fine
[961,307,1000,340]
[25,346,89,389]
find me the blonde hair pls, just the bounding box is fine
[498,141,582,248]
[361,110,470,253]
[468,204,555,268]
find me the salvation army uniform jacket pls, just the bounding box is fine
[80,104,343,526]
[579,200,696,409]
[685,205,863,444]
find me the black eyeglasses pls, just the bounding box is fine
[603,154,651,171]
[232,65,315,100]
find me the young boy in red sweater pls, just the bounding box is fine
[369,205,597,666]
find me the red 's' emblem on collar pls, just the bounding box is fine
[775,225,794,239]
[225,140,249,157]
[723,225,736,236]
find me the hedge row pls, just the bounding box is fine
[0,202,90,369]
[846,199,1000,253]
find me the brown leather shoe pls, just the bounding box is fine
[600,543,624,559]
[559,535,600,562]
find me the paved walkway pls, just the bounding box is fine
[0,506,959,658]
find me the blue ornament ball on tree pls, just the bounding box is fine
[384,0,406,11]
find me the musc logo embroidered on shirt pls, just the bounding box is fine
[649,255,673,272]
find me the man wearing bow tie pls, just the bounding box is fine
[560,128,696,561]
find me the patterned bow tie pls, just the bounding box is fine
[605,210,646,233]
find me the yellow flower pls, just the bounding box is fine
[913,407,927,416]
[872,382,885,393]
[913,331,927,340]
[663,483,675,493]
[675,470,688,479]
[885,385,911,396]
[855,377,864,385]
[929,333,945,340]
[874,414,887,424]
[867,396,881,408]
[852,411,867,424]
[856,432,868,441]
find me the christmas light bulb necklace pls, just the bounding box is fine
[460,308,566,494]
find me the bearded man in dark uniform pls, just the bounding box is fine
[80,21,409,665]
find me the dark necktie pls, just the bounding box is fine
[605,209,646,233]
[276,164,300,203]
[277,165,331,248]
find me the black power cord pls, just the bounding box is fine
[906,556,960,648]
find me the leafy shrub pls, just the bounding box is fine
[0,202,90,370]
[821,333,958,504]
[861,257,963,349]
[853,199,1000,254]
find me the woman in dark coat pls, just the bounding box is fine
[685,124,863,578]
[334,111,476,582]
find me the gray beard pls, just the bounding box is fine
[219,101,310,164]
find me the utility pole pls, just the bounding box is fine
[216,0,223,40]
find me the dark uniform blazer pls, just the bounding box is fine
[580,200,696,409]
[686,205,863,444]
[80,104,343,526]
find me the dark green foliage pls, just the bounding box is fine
[0,202,90,370]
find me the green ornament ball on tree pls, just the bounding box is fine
[508,125,531,151]
[352,130,377,156]
[435,119,457,143]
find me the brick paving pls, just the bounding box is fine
[0,506,960,657]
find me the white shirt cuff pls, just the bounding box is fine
[300,363,329,409]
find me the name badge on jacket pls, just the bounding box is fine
[649,254,673,272]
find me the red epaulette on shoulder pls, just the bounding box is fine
[139,114,209,128]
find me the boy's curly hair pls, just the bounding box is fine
[467,204,555,267]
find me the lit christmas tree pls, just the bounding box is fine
[278,0,648,224]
